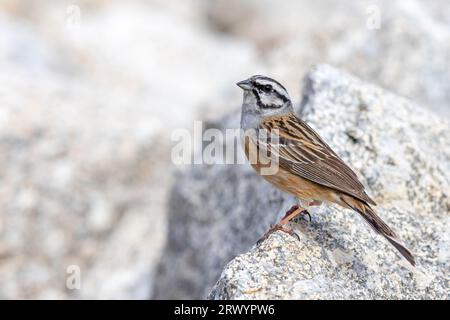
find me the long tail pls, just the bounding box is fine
[340,195,416,266]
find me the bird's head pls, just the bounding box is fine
[237,75,292,115]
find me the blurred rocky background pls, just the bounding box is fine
[0,0,448,299]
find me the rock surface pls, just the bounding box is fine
[0,1,258,299]
[156,65,450,299]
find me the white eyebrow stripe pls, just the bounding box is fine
[254,79,287,95]
[255,79,279,88]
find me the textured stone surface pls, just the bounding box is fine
[156,65,450,299]
[0,1,258,299]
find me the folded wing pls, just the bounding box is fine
[259,113,376,205]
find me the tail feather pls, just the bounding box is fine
[340,196,416,266]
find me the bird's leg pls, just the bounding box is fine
[283,203,313,222]
[279,205,306,225]
[257,199,323,245]
[281,204,299,220]
[256,224,299,245]
[257,205,306,245]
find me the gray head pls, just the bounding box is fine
[237,75,293,117]
[237,75,293,129]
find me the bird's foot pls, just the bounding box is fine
[282,204,311,223]
[257,223,300,245]
[282,204,299,219]
[301,211,312,222]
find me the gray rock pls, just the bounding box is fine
[155,65,450,299]
[0,2,258,299]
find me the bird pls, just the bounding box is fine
[236,75,416,266]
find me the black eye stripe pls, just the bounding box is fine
[252,76,288,92]
[253,89,286,109]
[273,90,289,103]
[252,82,288,103]
[253,82,289,106]
[253,82,272,93]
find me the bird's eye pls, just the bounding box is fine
[263,85,272,92]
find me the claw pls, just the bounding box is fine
[292,210,312,223]
[303,211,312,222]
[283,205,312,223]
[257,224,300,245]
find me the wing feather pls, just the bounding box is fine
[259,113,376,205]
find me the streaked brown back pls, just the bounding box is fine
[259,112,376,205]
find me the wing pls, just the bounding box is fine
[259,112,376,205]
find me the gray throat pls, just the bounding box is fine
[240,92,293,130]
[240,112,261,131]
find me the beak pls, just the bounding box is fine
[236,79,252,90]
